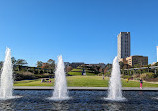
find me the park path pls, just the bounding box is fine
[13,86,158,91]
[127,79,158,84]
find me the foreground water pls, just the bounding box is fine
[0,90,157,111]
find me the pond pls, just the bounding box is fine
[0,90,157,111]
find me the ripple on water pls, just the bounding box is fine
[47,96,71,101]
[0,96,22,100]
[103,97,127,102]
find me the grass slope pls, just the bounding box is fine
[14,76,158,87]
[68,68,96,76]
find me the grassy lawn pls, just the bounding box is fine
[68,72,96,76]
[71,69,83,72]
[14,76,158,87]
[68,72,82,75]
[68,68,96,76]
[71,68,90,72]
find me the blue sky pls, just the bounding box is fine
[0,0,158,66]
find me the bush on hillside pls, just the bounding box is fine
[122,75,132,79]
[104,72,111,77]
[14,71,37,81]
[35,73,53,78]
[132,74,140,79]
[14,71,53,81]
[97,72,104,76]
[140,72,156,80]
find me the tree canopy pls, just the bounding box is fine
[16,59,28,66]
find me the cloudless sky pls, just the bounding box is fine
[0,0,158,66]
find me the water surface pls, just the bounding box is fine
[0,90,157,111]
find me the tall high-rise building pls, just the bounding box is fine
[157,46,158,62]
[117,32,130,60]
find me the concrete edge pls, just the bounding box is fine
[13,86,158,91]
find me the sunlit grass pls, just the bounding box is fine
[14,76,158,87]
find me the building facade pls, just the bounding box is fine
[120,55,148,67]
[117,32,131,60]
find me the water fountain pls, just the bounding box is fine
[105,56,126,101]
[50,55,69,100]
[0,48,15,99]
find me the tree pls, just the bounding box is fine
[47,59,55,64]
[134,64,141,68]
[16,59,28,66]
[0,61,3,69]
[11,57,16,66]
[93,66,101,74]
[119,61,124,69]
[104,67,109,74]
[153,62,158,66]
[99,68,103,73]
[106,63,112,69]
[47,59,55,70]
[66,66,73,72]
[37,61,43,68]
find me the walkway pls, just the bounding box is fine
[13,86,158,91]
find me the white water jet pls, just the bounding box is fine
[50,55,69,100]
[106,56,126,101]
[0,48,14,99]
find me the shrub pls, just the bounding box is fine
[104,72,111,77]
[98,72,104,76]
[140,74,146,80]
[140,72,156,80]
[122,75,132,79]
[14,72,37,81]
[132,74,140,79]
[35,73,53,78]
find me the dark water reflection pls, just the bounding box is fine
[0,90,157,111]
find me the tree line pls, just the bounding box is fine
[0,57,56,81]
